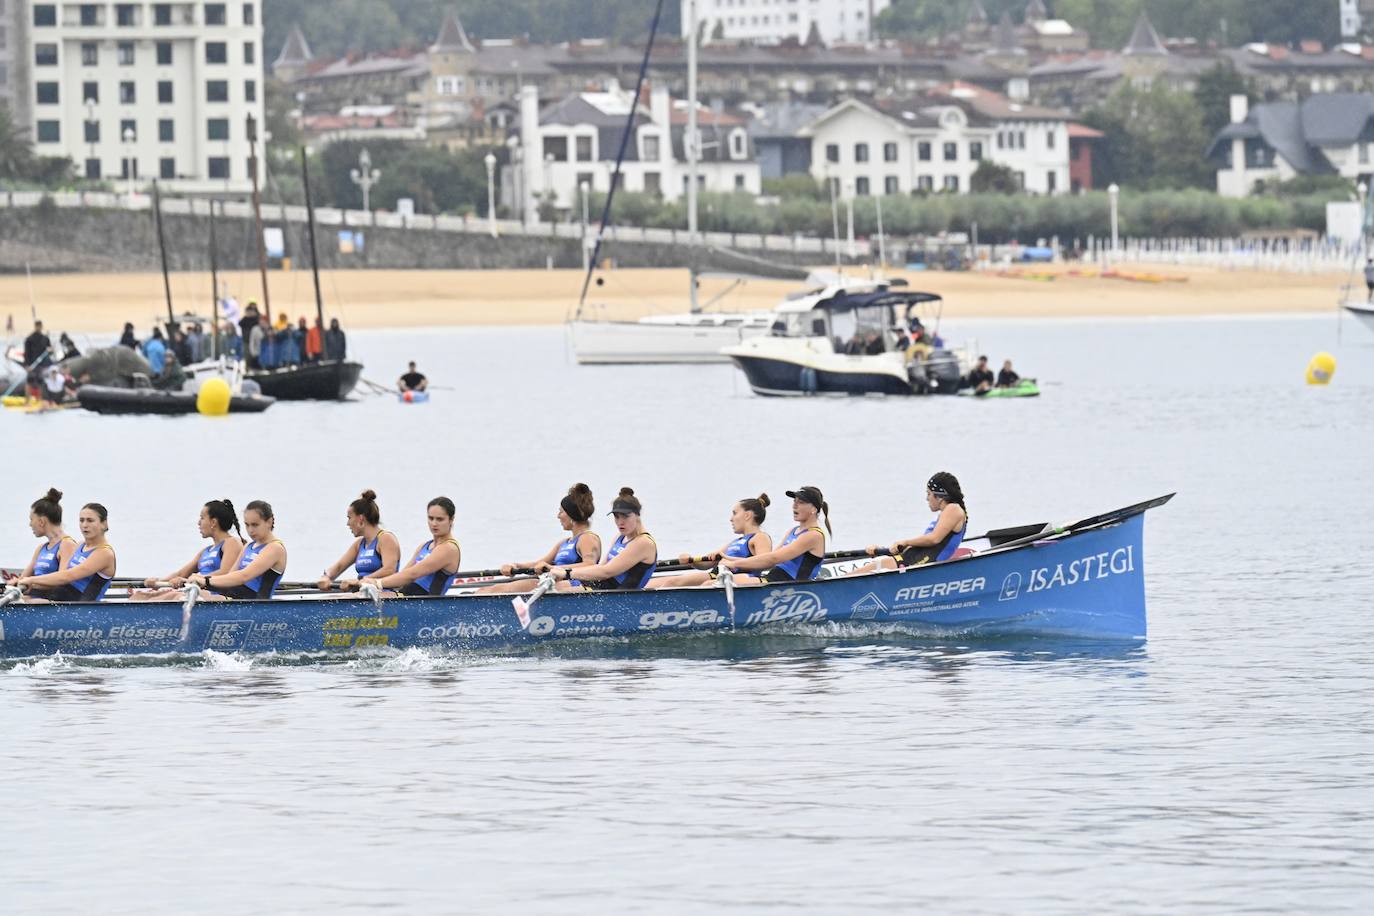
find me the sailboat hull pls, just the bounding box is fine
[246,360,362,400]
[570,317,769,364]
[1344,300,1374,333]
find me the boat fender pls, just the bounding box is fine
[800,367,818,395]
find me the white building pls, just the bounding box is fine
[16,0,265,194]
[507,84,761,222]
[1209,93,1374,197]
[798,84,1072,197]
[689,0,891,47]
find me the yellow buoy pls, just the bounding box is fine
[1306,352,1337,386]
[196,377,232,416]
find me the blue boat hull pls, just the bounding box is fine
[0,514,1150,659]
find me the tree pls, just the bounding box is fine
[969,160,1021,194]
[1193,63,1251,138]
[1082,82,1212,190]
[0,103,34,180]
[762,174,825,199]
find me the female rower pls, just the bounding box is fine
[17,503,116,602]
[362,497,461,596]
[646,494,774,589]
[478,483,601,594]
[850,472,968,575]
[132,499,245,601]
[189,500,287,599]
[722,486,831,584]
[548,487,656,591]
[20,488,76,581]
[317,489,401,592]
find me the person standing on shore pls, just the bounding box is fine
[24,321,51,370]
[142,328,167,375]
[305,318,323,363]
[325,319,346,361]
[239,301,261,347]
[119,322,139,350]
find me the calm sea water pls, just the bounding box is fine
[3,314,1373,913]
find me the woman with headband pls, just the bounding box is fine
[850,472,968,575]
[478,483,602,594]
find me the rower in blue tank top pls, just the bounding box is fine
[191,500,288,600]
[366,497,461,597]
[17,502,117,602]
[551,487,657,592]
[647,494,774,589]
[22,487,76,581]
[32,536,73,577]
[133,499,245,602]
[319,490,402,592]
[849,471,969,577]
[479,483,602,596]
[723,486,832,585]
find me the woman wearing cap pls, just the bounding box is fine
[549,487,657,591]
[318,490,402,592]
[850,472,968,575]
[479,483,602,594]
[723,486,831,584]
[646,494,774,589]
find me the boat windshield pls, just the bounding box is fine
[829,304,895,353]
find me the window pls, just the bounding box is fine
[116,4,137,26]
[917,175,933,191]
[825,143,839,163]
[576,172,594,192]
[1014,171,1026,189]
[83,81,98,103]
[854,142,868,162]
[118,42,134,65]
[37,120,60,142]
[996,132,1004,150]
[206,80,228,102]
[1046,129,1056,150]
[1362,143,1371,166]
[84,120,100,143]
[33,5,57,27]
[244,80,256,102]
[85,159,102,179]
[855,177,869,196]
[154,4,171,25]
[970,141,983,161]
[120,119,136,141]
[243,42,255,65]
[731,131,746,159]
[35,43,58,66]
[1047,171,1057,192]
[158,119,174,141]
[918,142,931,161]
[82,42,99,65]
[156,42,172,65]
[120,81,136,104]
[883,142,897,162]
[208,157,230,179]
[435,75,463,95]
[158,81,172,103]
[943,142,957,161]
[643,135,660,160]
[1018,131,1026,149]
[205,3,227,25]
[735,174,746,190]
[643,172,660,194]
[160,157,175,179]
[36,82,58,104]
[575,135,592,162]
[80,5,99,26]
[884,176,899,194]
[206,42,227,64]
[943,175,959,192]
[120,158,139,180]
[207,118,229,141]
[543,136,568,162]
[243,3,254,25]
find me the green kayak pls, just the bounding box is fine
[965,380,1040,398]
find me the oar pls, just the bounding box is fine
[512,573,557,629]
[0,584,23,607]
[982,494,1176,553]
[179,582,201,640]
[715,562,736,622]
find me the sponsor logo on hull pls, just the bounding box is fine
[418,623,509,640]
[528,616,555,637]
[850,592,887,619]
[640,609,725,631]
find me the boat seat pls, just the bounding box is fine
[950,547,976,560]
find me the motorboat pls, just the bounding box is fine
[1342,298,1374,334]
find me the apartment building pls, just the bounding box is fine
[689,0,892,46]
[19,0,264,194]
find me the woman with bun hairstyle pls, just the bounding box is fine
[646,494,774,589]
[20,488,77,580]
[131,499,245,601]
[318,490,401,592]
[549,487,657,591]
[723,485,831,584]
[363,497,461,596]
[478,483,601,594]
[189,500,287,599]
[17,502,116,602]
[849,472,968,575]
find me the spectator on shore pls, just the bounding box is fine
[153,351,186,391]
[239,300,261,343]
[59,332,81,360]
[996,360,1021,388]
[143,327,167,375]
[325,318,346,361]
[275,312,290,332]
[305,317,323,363]
[186,323,206,364]
[171,328,193,366]
[247,318,265,370]
[260,319,279,370]
[221,322,242,360]
[966,356,994,394]
[119,322,139,350]
[24,320,51,370]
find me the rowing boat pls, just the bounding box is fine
[0,496,1169,658]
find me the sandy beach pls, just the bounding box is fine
[0,264,1350,335]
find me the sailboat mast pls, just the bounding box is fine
[246,114,272,317]
[208,198,221,358]
[300,147,326,333]
[686,0,700,312]
[152,180,175,330]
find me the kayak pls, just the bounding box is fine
[0,496,1170,658]
[964,380,1040,399]
[399,390,429,404]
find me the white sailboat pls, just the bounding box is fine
[1341,184,1374,333]
[570,0,777,364]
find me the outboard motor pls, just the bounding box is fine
[924,349,963,394]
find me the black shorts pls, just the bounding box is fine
[208,584,260,600]
[898,546,938,567]
[27,584,85,602]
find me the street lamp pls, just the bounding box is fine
[122,126,136,205]
[350,148,380,213]
[579,180,590,272]
[844,179,856,259]
[484,152,498,238]
[506,135,525,226]
[1107,182,1120,260]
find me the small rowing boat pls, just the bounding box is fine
[0,497,1169,658]
[962,380,1041,399]
[399,390,429,404]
